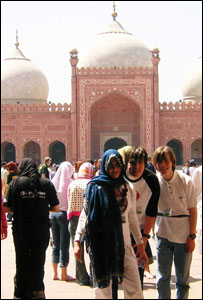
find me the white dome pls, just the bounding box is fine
[1,46,49,104]
[182,57,202,103]
[77,19,152,69]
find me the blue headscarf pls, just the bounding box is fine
[84,149,126,288]
[90,149,126,187]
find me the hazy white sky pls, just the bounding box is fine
[1,1,202,104]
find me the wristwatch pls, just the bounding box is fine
[189,233,196,240]
[142,233,151,239]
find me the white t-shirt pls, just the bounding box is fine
[130,178,152,229]
[192,165,202,204]
[155,170,197,243]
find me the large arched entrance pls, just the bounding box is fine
[90,93,140,159]
[167,139,183,165]
[24,141,41,166]
[49,141,66,164]
[1,142,16,163]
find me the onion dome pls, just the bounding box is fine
[182,57,202,103]
[77,5,152,69]
[1,31,49,104]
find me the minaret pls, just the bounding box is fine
[151,48,161,150]
[69,48,79,161]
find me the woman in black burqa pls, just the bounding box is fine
[4,158,59,299]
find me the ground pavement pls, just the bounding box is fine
[1,225,202,299]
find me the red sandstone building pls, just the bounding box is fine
[1,11,202,166]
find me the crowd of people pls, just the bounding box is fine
[1,146,202,299]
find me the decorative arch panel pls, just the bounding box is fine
[78,77,153,160]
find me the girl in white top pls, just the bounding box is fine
[51,162,75,281]
[74,149,147,299]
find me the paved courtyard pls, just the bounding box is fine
[1,225,202,299]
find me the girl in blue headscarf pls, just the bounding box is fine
[74,149,147,299]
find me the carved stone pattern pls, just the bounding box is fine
[77,67,153,76]
[79,78,152,159]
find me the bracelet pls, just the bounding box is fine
[142,233,151,239]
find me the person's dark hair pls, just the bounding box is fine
[126,146,148,168]
[87,159,94,165]
[153,146,176,171]
[44,157,51,163]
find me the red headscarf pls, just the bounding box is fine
[7,162,18,174]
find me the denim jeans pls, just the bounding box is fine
[68,216,90,284]
[156,236,192,299]
[50,211,70,267]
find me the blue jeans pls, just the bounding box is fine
[156,236,192,299]
[50,211,70,267]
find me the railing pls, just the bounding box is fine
[1,103,71,112]
[159,101,202,111]
[1,101,202,112]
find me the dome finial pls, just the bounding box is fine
[112,1,117,20]
[15,30,19,49]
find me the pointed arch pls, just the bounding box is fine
[1,141,16,163]
[23,141,41,165]
[191,139,202,165]
[90,92,140,159]
[104,137,127,153]
[167,139,183,165]
[49,141,66,164]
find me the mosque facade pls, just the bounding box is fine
[1,13,202,166]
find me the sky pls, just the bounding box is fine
[1,1,202,104]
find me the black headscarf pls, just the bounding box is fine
[84,149,125,288]
[18,158,40,191]
[7,159,42,236]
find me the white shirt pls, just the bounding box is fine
[155,170,197,243]
[1,167,7,179]
[129,178,152,230]
[75,182,143,247]
[189,166,197,178]
[192,166,202,231]
[192,165,202,204]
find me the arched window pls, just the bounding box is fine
[104,137,127,153]
[24,141,41,166]
[191,139,202,165]
[167,139,183,165]
[1,142,16,163]
[49,141,66,164]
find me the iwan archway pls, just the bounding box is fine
[90,93,140,160]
